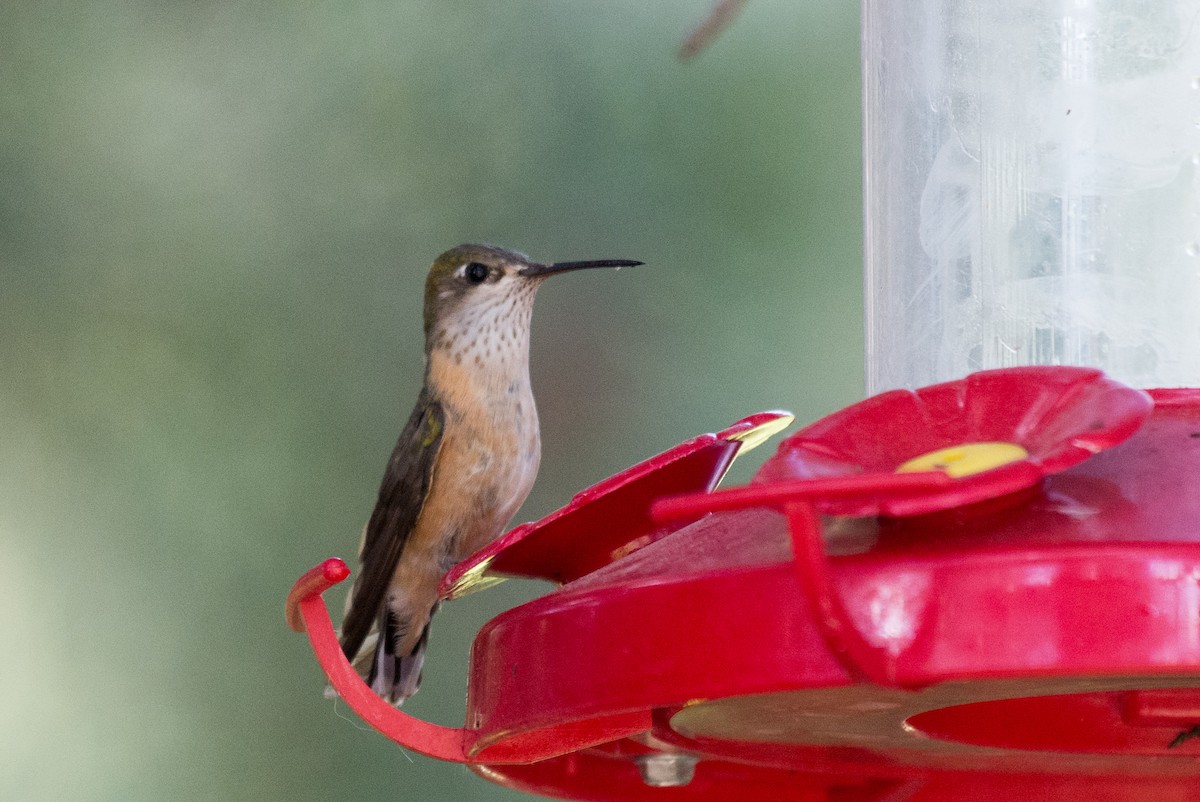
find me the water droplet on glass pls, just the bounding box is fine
[1187,242,1200,258]
[1193,76,1200,90]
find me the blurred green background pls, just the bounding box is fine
[1,2,861,799]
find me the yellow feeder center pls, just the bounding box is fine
[896,442,1029,478]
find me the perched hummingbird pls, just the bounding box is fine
[339,243,642,705]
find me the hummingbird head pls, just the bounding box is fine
[422,243,641,355]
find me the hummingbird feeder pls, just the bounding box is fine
[289,2,1200,799]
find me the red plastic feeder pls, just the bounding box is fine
[289,366,1200,800]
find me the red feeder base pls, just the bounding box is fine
[288,368,1200,800]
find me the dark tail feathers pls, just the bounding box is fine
[366,605,437,706]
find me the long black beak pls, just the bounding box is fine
[519,258,644,277]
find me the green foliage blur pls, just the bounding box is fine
[1,2,861,799]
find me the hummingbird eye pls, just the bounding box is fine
[464,262,489,284]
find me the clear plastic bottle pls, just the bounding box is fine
[864,0,1200,392]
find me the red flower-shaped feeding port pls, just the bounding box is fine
[655,366,1152,521]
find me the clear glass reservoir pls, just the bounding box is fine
[863,0,1200,392]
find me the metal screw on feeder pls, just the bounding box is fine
[634,752,699,787]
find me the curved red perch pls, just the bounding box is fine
[287,558,651,764]
[286,558,350,633]
[286,558,474,763]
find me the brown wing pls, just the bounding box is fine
[339,388,445,660]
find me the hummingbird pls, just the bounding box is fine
[338,243,642,705]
